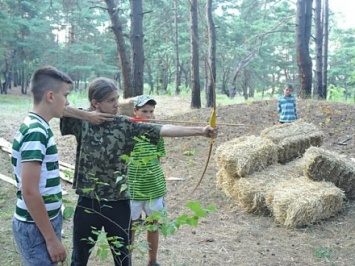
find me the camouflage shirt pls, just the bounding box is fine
[60,115,162,201]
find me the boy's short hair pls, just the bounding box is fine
[284,83,294,90]
[31,66,73,104]
[134,95,157,108]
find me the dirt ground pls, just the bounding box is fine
[0,90,355,266]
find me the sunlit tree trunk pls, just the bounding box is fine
[296,0,313,98]
[322,0,329,99]
[190,0,201,108]
[104,0,133,98]
[206,0,216,108]
[130,0,144,95]
[174,0,181,95]
[314,0,323,99]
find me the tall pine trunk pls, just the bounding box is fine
[130,0,144,96]
[104,0,133,98]
[314,0,323,99]
[190,0,201,108]
[296,0,313,98]
[206,0,216,108]
[322,0,329,99]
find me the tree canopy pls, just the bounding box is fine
[0,0,354,102]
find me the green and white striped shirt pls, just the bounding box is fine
[12,113,62,222]
[128,137,167,201]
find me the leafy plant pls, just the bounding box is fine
[183,149,196,156]
[314,248,332,259]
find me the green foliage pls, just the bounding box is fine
[183,149,196,156]
[314,248,332,259]
[62,206,75,220]
[133,201,217,239]
[88,229,124,261]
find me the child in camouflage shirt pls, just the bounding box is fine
[60,78,218,266]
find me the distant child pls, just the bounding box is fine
[128,95,166,266]
[11,66,72,265]
[277,83,297,123]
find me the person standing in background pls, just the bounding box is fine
[278,83,297,123]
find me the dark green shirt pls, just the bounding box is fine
[60,116,162,201]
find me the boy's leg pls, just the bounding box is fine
[12,212,63,266]
[102,199,132,266]
[130,200,145,248]
[143,197,165,266]
[71,196,101,266]
[147,230,159,265]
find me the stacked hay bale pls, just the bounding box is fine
[215,135,278,178]
[265,177,344,227]
[215,135,288,214]
[260,121,324,163]
[303,146,355,198]
[119,97,135,117]
[231,159,303,214]
[216,121,345,227]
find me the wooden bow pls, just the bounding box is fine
[189,59,217,194]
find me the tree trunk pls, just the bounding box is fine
[205,0,216,108]
[314,0,323,99]
[190,0,201,108]
[146,62,154,94]
[130,0,144,96]
[104,0,133,98]
[296,0,313,98]
[322,0,329,99]
[174,0,181,95]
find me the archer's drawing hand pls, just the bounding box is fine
[203,126,218,138]
[88,111,115,125]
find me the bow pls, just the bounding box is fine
[189,58,217,194]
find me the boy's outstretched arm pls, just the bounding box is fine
[63,106,115,125]
[160,125,218,138]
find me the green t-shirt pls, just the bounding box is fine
[12,113,62,222]
[128,137,167,201]
[60,115,162,201]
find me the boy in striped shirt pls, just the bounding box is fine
[128,95,166,266]
[11,66,72,265]
[277,83,298,123]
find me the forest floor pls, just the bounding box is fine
[0,88,355,266]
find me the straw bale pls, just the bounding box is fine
[230,159,303,214]
[119,97,135,117]
[303,146,355,198]
[216,168,235,198]
[215,136,278,178]
[260,121,324,164]
[266,176,344,228]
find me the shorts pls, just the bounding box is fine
[130,197,165,220]
[12,212,63,266]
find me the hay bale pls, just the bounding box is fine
[216,168,235,198]
[215,136,278,178]
[303,146,355,198]
[230,159,303,214]
[260,121,324,164]
[266,177,344,227]
[119,97,135,117]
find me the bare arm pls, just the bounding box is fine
[21,162,66,263]
[160,125,218,138]
[63,106,115,125]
